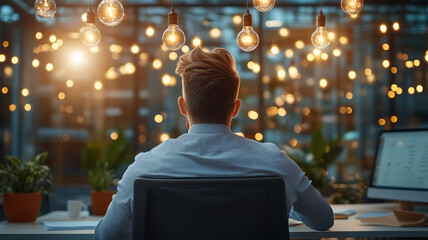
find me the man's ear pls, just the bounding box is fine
[231,99,241,118]
[178,96,187,117]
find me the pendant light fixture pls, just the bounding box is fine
[253,0,275,13]
[34,0,56,18]
[236,0,259,52]
[162,0,186,51]
[311,0,330,49]
[341,0,363,16]
[80,0,101,47]
[97,0,125,27]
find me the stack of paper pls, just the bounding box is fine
[41,220,100,230]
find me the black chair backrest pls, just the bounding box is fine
[132,177,289,240]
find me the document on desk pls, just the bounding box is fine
[41,220,100,230]
[358,210,426,227]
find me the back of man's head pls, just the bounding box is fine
[175,47,240,124]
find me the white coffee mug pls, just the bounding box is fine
[67,200,86,218]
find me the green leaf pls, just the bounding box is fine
[310,124,325,163]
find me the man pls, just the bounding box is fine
[95,47,333,239]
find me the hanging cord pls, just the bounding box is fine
[246,0,249,10]
[172,0,174,9]
[320,0,322,10]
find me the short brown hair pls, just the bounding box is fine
[175,47,240,123]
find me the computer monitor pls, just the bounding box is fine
[367,129,428,203]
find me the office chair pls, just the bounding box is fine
[132,177,289,240]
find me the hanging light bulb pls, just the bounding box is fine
[34,0,56,18]
[237,10,259,52]
[80,9,101,47]
[253,0,275,12]
[97,0,125,27]
[311,10,330,49]
[162,8,186,51]
[341,0,363,15]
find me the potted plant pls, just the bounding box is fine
[283,124,344,190]
[0,152,52,222]
[81,130,133,215]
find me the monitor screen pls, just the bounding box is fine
[367,129,428,203]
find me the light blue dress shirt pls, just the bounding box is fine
[95,123,333,239]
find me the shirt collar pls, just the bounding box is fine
[188,123,232,134]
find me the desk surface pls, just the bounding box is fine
[1,203,427,240]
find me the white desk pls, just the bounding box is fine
[1,203,427,240]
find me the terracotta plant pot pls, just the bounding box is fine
[91,191,115,216]
[2,192,41,222]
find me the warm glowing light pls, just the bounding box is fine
[94,81,103,90]
[396,87,403,95]
[321,53,328,60]
[9,104,16,112]
[408,87,415,94]
[209,28,221,38]
[328,32,335,40]
[313,49,321,56]
[253,0,275,12]
[307,53,314,61]
[333,48,342,57]
[382,43,389,51]
[80,22,101,47]
[97,0,125,27]
[405,61,413,68]
[288,66,298,79]
[162,74,171,86]
[295,40,305,49]
[146,26,155,37]
[51,43,59,50]
[345,92,353,99]
[319,78,328,88]
[169,52,178,61]
[81,12,87,22]
[279,27,289,37]
[416,85,423,93]
[425,54,428,63]
[312,26,330,49]
[46,63,54,71]
[382,60,390,68]
[391,84,398,91]
[365,68,372,76]
[392,21,400,31]
[252,63,261,74]
[380,24,387,33]
[378,118,385,126]
[339,106,346,114]
[2,87,8,94]
[4,66,13,77]
[11,56,19,64]
[162,22,186,51]
[248,110,259,120]
[0,54,5,62]
[339,36,348,45]
[35,32,43,39]
[235,132,245,137]
[58,92,65,100]
[71,52,84,64]
[24,104,31,111]
[32,59,40,68]
[191,37,202,47]
[270,45,279,55]
[233,15,242,25]
[414,59,420,67]
[181,45,189,53]
[160,133,170,142]
[152,59,162,69]
[66,80,74,88]
[237,24,259,52]
[89,46,99,54]
[387,91,395,99]
[49,35,56,43]
[350,14,358,19]
[77,115,84,124]
[348,71,356,80]
[22,88,29,97]
[131,44,140,54]
[391,116,398,123]
[110,131,119,140]
[277,69,286,80]
[278,107,286,116]
[154,114,163,123]
[391,67,397,74]
[346,107,353,114]
[284,49,294,58]
[255,133,263,141]
[341,0,364,15]
[109,44,122,53]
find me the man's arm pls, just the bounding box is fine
[284,155,334,231]
[95,160,138,240]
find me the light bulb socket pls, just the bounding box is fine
[243,9,252,27]
[87,9,95,24]
[316,10,326,27]
[168,8,178,25]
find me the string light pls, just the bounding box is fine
[162,4,186,51]
[35,32,43,40]
[341,0,363,15]
[80,7,101,47]
[146,26,155,37]
[311,2,330,49]
[392,21,400,31]
[279,28,289,37]
[237,3,259,52]
[97,0,125,26]
[34,0,56,18]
